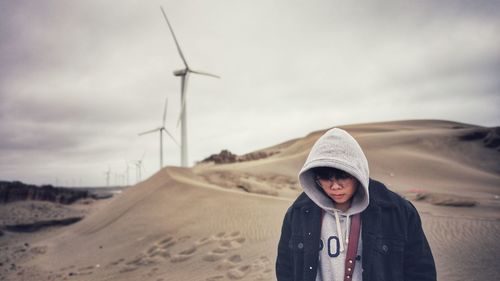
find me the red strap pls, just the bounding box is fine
[319,211,361,280]
[344,213,361,281]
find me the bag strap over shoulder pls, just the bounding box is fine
[344,213,361,281]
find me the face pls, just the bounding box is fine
[314,168,358,211]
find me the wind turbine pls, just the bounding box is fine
[139,97,179,170]
[160,6,220,167]
[135,153,145,183]
[124,160,134,186]
[104,166,111,187]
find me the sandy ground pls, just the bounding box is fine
[1,120,499,281]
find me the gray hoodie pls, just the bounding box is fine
[298,128,370,281]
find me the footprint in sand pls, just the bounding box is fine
[119,266,139,274]
[77,271,93,276]
[128,231,247,267]
[143,236,178,261]
[251,256,273,279]
[159,237,173,244]
[196,236,216,247]
[216,254,242,270]
[220,238,245,250]
[227,265,251,279]
[158,250,171,259]
[251,256,271,271]
[202,231,246,264]
[76,265,96,276]
[108,258,125,267]
[203,247,228,261]
[216,255,272,280]
[216,231,246,250]
[170,246,197,263]
[125,254,157,267]
[177,235,191,242]
[158,236,176,249]
[147,245,159,254]
[78,265,95,271]
[203,250,227,262]
[215,232,226,239]
[146,247,170,260]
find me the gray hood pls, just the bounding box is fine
[299,128,370,215]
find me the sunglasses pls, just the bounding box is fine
[313,167,353,181]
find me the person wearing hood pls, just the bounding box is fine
[276,128,436,281]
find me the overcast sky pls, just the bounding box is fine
[1,0,499,187]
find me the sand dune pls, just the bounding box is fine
[2,168,288,280]
[1,120,499,281]
[197,120,499,200]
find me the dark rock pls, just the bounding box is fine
[238,150,278,161]
[4,217,83,232]
[91,192,113,200]
[200,149,279,164]
[459,127,500,149]
[459,130,488,141]
[201,150,238,164]
[483,127,500,148]
[0,181,89,204]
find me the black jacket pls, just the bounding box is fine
[276,179,436,281]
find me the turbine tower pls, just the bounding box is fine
[139,97,179,169]
[135,152,145,183]
[160,6,219,167]
[104,166,111,187]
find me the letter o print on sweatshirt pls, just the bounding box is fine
[327,236,340,257]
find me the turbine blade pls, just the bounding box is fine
[163,128,180,147]
[138,127,162,136]
[160,6,189,69]
[162,97,168,127]
[189,69,220,79]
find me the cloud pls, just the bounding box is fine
[1,0,499,185]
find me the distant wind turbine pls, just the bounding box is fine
[104,166,111,187]
[124,160,134,186]
[139,97,179,169]
[135,152,145,183]
[160,6,220,167]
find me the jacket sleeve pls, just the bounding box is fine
[404,201,437,281]
[276,206,293,281]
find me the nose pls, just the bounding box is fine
[329,179,343,190]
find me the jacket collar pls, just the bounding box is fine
[292,192,317,209]
[366,179,398,209]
